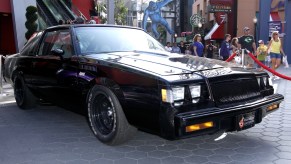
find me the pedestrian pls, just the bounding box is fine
[185,46,192,55]
[171,42,181,54]
[73,17,85,24]
[192,34,204,57]
[87,19,96,24]
[66,19,73,24]
[205,40,217,58]
[231,37,239,54]
[256,40,268,71]
[164,42,172,52]
[267,31,286,79]
[238,27,256,67]
[58,19,64,25]
[178,41,186,54]
[220,34,232,61]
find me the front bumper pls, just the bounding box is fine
[173,93,284,139]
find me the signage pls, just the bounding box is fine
[208,5,232,13]
[190,14,205,27]
[271,0,284,11]
[209,0,233,5]
[269,21,282,37]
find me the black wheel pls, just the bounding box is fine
[13,74,37,109]
[87,85,137,145]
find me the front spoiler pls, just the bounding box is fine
[174,93,284,138]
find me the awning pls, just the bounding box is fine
[204,23,225,40]
[181,31,192,37]
[270,12,280,22]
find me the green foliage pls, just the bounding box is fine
[114,0,128,25]
[25,12,38,22]
[26,6,37,14]
[95,0,128,25]
[25,6,38,40]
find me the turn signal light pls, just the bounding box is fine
[186,121,214,132]
[267,104,278,111]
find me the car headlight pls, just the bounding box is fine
[189,85,201,98]
[161,87,185,103]
[172,87,185,101]
[189,85,201,103]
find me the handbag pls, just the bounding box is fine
[283,55,289,68]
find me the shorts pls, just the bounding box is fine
[270,52,281,59]
[243,54,254,65]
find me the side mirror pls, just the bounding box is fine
[51,48,64,56]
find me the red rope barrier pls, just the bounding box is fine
[224,49,290,80]
[247,52,291,80]
[225,53,237,62]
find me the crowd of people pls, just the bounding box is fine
[163,26,286,78]
[58,16,96,25]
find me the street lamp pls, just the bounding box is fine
[253,17,257,24]
[253,16,258,44]
[174,33,177,43]
[198,22,202,28]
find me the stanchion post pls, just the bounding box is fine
[241,49,245,67]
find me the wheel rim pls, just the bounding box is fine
[14,79,24,104]
[91,94,115,135]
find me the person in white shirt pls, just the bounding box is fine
[165,42,172,52]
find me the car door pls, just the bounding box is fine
[32,28,81,109]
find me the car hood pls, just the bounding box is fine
[85,51,245,77]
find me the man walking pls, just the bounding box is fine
[238,27,256,67]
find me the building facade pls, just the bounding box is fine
[0,0,16,55]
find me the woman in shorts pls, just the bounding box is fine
[267,31,286,78]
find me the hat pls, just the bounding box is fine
[243,27,250,31]
[258,40,264,44]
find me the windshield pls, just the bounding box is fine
[74,26,166,55]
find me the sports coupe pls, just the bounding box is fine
[3,25,284,145]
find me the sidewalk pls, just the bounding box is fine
[0,81,15,105]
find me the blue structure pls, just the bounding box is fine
[258,0,271,45]
[142,0,174,38]
[259,0,290,63]
[284,0,291,63]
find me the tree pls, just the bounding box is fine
[95,0,128,25]
[25,6,38,40]
[114,0,128,25]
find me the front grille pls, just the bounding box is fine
[210,77,262,107]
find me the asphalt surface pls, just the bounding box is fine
[0,66,291,164]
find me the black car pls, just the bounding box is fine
[3,25,284,145]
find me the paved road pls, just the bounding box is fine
[0,67,291,164]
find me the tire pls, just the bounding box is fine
[13,74,37,109]
[87,85,137,145]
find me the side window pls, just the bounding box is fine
[21,32,42,56]
[38,31,58,56]
[38,30,73,58]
